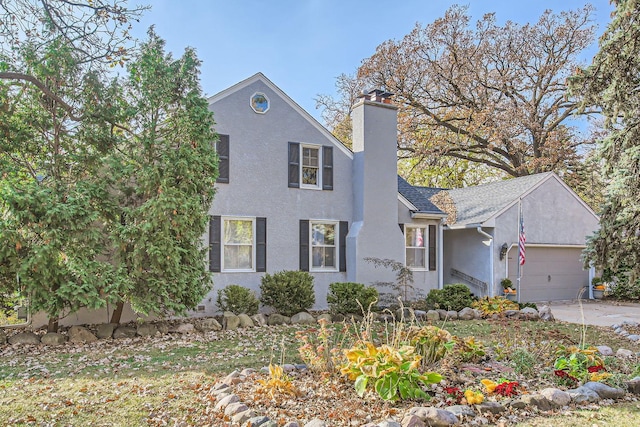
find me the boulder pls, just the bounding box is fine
[400,415,425,427]
[446,310,458,320]
[8,331,40,345]
[197,318,222,332]
[316,313,332,324]
[223,312,240,330]
[96,323,116,339]
[232,409,255,425]
[519,394,553,411]
[519,307,539,320]
[582,381,625,399]
[445,405,476,417]
[616,348,634,358]
[596,345,613,356]
[238,314,254,328]
[426,310,440,322]
[267,313,290,326]
[539,387,571,407]
[243,416,271,427]
[291,312,315,325]
[436,309,448,320]
[407,407,459,426]
[303,420,327,427]
[171,323,195,334]
[41,332,66,346]
[155,321,170,334]
[112,326,137,339]
[251,313,268,327]
[476,401,505,414]
[538,305,554,321]
[136,323,158,337]
[224,402,249,417]
[68,325,97,343]
[458,307,476,320]
[214,393,239,411]
[626,377,640,395]
[567,386,601,403]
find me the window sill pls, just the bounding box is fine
[221,269,256,273]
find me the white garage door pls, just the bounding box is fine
[507,246,589,302]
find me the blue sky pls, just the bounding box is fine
[135,1,614,123]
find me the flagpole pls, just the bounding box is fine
[517,199,522,303]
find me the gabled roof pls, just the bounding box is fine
[208,73,353,158]
[439,172,597,227]
[397,176,446,216]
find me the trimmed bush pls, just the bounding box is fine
[327,282,378,315]
[424,283,477,312]
[260,270,315,317]
[216,285,259,315]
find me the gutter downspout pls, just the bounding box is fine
[476,226,494,297]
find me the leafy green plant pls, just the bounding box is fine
[511,348,537,377]
[340,342,442,401]
[452,336,486,363]
[553,345,608,385]
[216,284,259,315]
[472,296,519,317]
[500,278,513,290]
[260,270,315,317]
[327,282,378,315]
[424,284,477,312]
[404,326,453,367]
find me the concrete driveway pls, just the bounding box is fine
[545,299,640,327]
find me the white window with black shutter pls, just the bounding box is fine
[209,216,267,273]
[404,224,437,271]
[300,219,347,272]
[288,142,333,190]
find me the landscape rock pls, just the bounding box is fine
[472,309,484,319]
[68,325,97,343]
[407,407,459,426]
[567,386,601,403]
[214,393,239,411]
[538,305,554,321]
[504,310,520,318]
[426,310,441,322]
[8,331,40,345]
[436,309,448,320]
[316,313,332,323]
[446,310,458,320]
[445,405,476,417]
[196,318,222,332]
[232,409,255,425]
[304,419,327,427]
[96,323,116,339]
[519,307,539,320]
[238,314,254,328]
[627,334,640,342]
[282,422,300,427]
[222,370,243,385]
[223,312,241,330]
[41,332,66,345]
[172,323,195,334]
[267,313,290,326]
[251,313,268,326]
[155,321,170,334]
[291,312,315,325]
[113,326,136,339]
[539,387,571,407]
[476,401,505,414]
[414,310,427,320]
[396,308,416,321]
[243,416,270,427]
[136,323,158,337]
[519,394,552,411]
[616,348,634,358]
[458,307,475,320]
[582,381,625,399]
[224,401,249,416]
[400,414,425,427]
[626,377,640,395]
[596,345,613,356]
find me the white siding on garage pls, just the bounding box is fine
[507,246,588,302]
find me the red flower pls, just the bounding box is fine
[588,365,606,373]
[494,381,519,397]
[554,369,578,383]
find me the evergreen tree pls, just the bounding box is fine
[570,0,640,284]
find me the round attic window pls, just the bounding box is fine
[250,92,270,114]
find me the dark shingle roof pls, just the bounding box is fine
[445,172,553,225]
[397,176,446,215]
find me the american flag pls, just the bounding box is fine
[518,205,526,266]
[416,228,424,247]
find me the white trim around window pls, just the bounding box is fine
[222,216,256,272]
[300,143,322,190]
[405,226,427,270]
[310,220,339,272]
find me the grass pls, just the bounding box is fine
[0,318,638,426]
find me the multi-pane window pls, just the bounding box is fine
[301,145,320,188]
[311,221,337,270]
[223,218,254,271]
[405,227,426,269]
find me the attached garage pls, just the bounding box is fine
[507,245,589,302]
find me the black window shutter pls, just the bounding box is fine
[256,217,267,272]
[428,224,436,271]
[399,223,404,233]
[216,135,229,183]
[288,142,300,188]
[209,216,221,272]
[322,146,333,190]
[299,219,309,271]
[339,221,348,272]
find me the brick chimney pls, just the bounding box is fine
[346,90,405,285]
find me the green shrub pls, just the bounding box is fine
[216,285,259,315]
[518,302,538,310]
[327,282,378,315]
[260,270,315,317]
[424,284,477,312]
